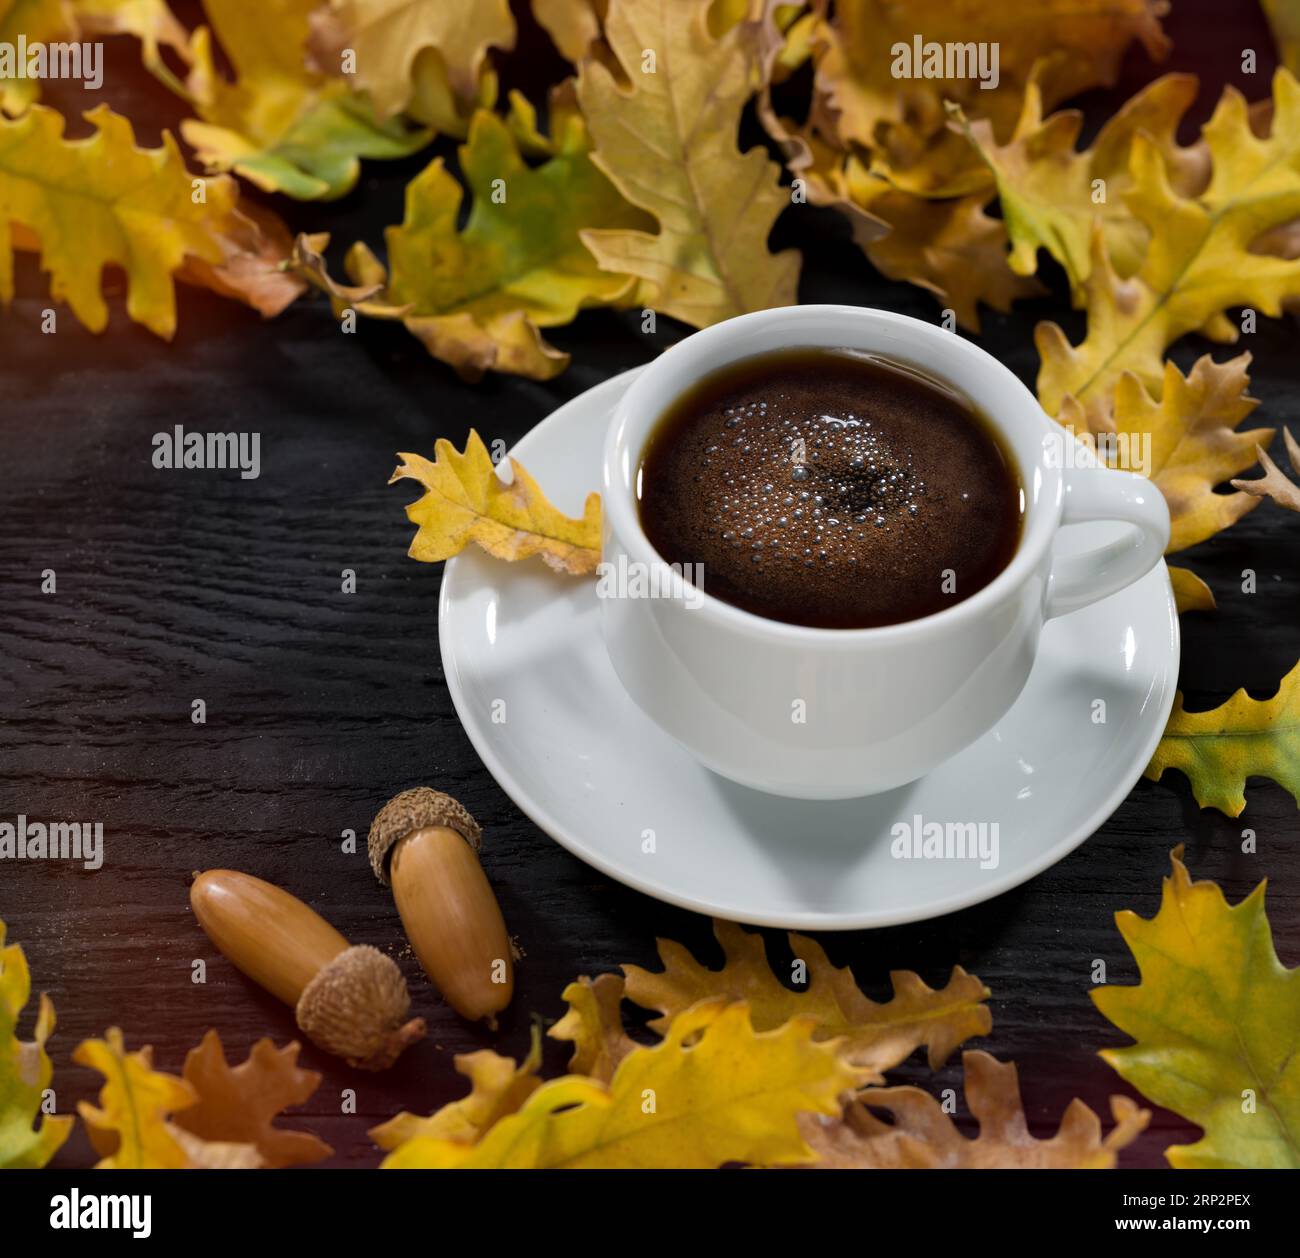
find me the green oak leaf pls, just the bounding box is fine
[1093,849,1300,1168]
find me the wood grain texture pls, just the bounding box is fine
[0,0,1296,1170]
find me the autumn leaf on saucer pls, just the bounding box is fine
[0,104,246,337]
[381,1000,865,1168]
[623,919,990,1079]
[803,1050,1148,1168]
[549,973,639,1082]
[0,917,73,1169]
[1232,428,1300,512]
[307,0,515,131]
[1145,661,1300,815]
[576,0,799,327]
[172,1031,331,1168]
[371,1028,543,1150]
[297,103,646,380]
[75,1029,263,1168]
[1036,69,1300,424]
[391,429,601,574]
[954,74,1205,298]
[1060,354,1272,554]
[1093,847,1300,1167]
[181,0,431,200]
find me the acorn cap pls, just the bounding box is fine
[294,945,425,1071]
[368,787,481,886]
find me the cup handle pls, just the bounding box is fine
[1045,466,1170,619]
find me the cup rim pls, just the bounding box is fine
[602,305,1063,644]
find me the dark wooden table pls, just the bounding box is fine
[1,2,1295,1168]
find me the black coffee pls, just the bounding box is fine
[637,349,1022,629]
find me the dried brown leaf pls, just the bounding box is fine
[1232,429,1300,512]
[549,973,639,1082]
[173,1030,331,1168]
[801,1050,1149,1168]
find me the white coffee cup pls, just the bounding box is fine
[600,306,1170,800]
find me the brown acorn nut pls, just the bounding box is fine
[368,788,514,1026]
[190,870,425,1070]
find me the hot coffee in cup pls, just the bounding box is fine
[600,306,1170,799]
[637,348,1022,629]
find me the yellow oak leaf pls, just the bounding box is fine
[1093,847,1300,1167]
[381,1000,865,1168]
[623,920,990,1080]
[533,0,605,67]
[0,103,247,337]
[1060,354,1272,554]
[285,231,387,315]
[75,1028,263,1169]
[0,918,72,1169]
[1233,428,1300,512]
[1169,566,1214,614]
[172,1030,331,1168]
[1145,661,1300,816]
[371,1028,543,1150]
[758,117,886,246]
[295,105,645,380]
[1,109,300,323]
[181,0,431,201]
[808,0,1169,153]
[575,0,799,328]
[955,74,1204,298]
[0,0,74,116]
[549,973,639,1082]
[307,0,514,125]
[502,80,597,163]
[390,429,601,573]
[759,88,1029,331]
[536,0,791,72]
[802,1050,1148,1168]
[1264,0,1300,76]
[1036,69,1300,424]
[502,86,563,160]
[401,49,499,138]
[72,0,193,96]
[864,119,995,206]
[846,167,1042,331]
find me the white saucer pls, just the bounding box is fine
[439,370,1180,930]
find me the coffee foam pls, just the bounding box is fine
[638,352,1021,628]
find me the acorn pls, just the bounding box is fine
[368,788,514,1026]
[190,870,425,1070]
